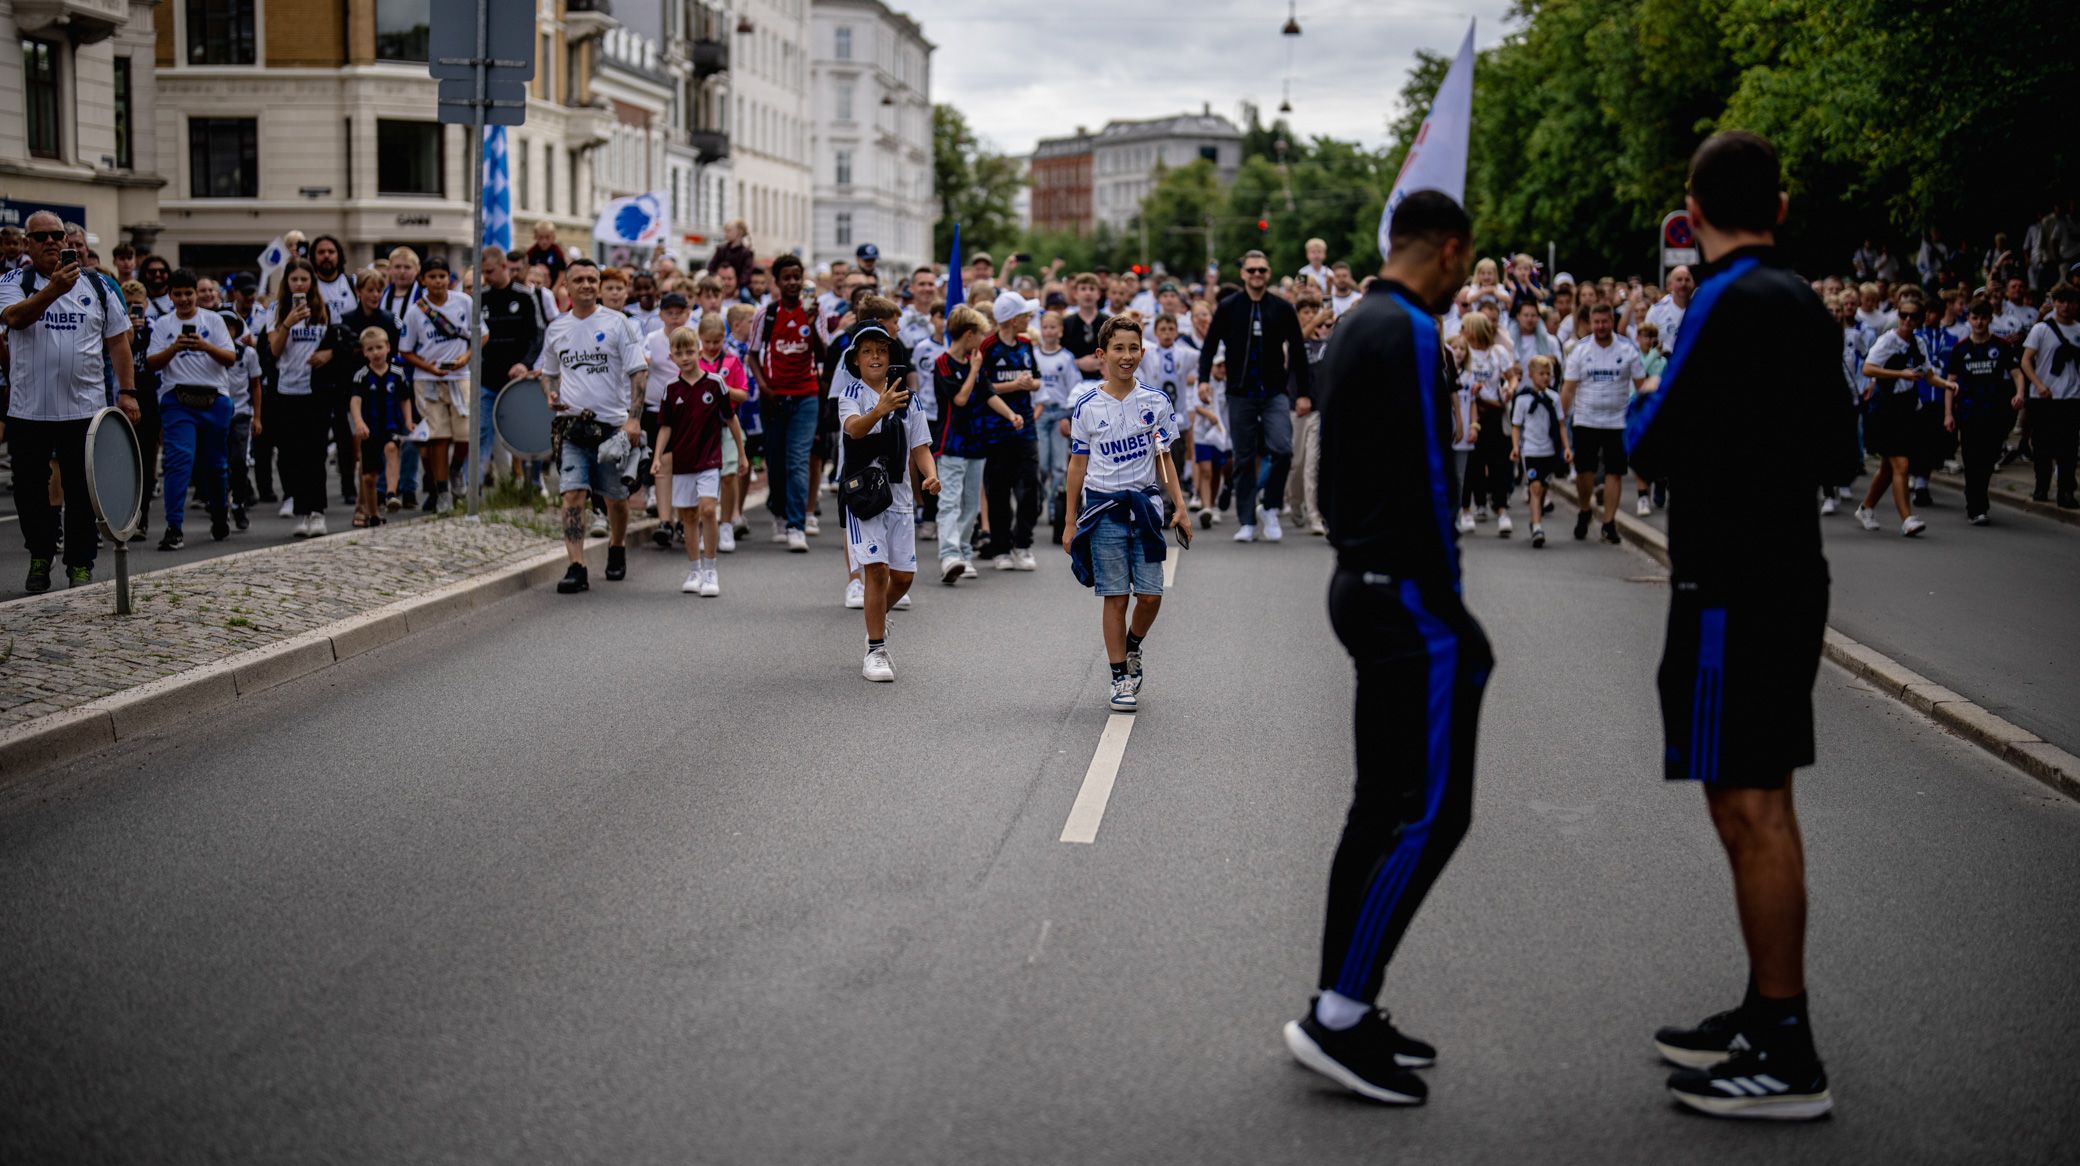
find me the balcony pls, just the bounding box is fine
[11,0,127,44]
[689,130,729,163]
[565,0,615,42]
[691,37,729,76]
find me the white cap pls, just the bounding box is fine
[993,290,1031,324]
[1024,297,1044,318]
[1553,271,1576,288]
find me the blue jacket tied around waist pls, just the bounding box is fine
[1070,486,1168,589]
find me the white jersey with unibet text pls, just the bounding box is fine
[1563,336,1646,429]
[0,266,126,421]
[404,292,475,381]
[1069,381,1177,496]
[540,307,645,424]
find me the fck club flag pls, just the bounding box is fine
[1378,21,1474,263]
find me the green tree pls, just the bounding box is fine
[1131,159,1225,277]
[932,103,1024,260]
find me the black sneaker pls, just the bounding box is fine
[421,489,441,513]
[157,528,185,551]
[1601,521,1621,545]
[232,506,250,531]
[1197,509,1212,530]
[1282,1005,1432,1105]
[2032,489,2050,502]
[1667,1044,1832,1121]
[603,545,627,581]
[210,511,231,541]
[25,557,53,593]
[400,490,418,510]
[651,523,673,549]
[130,520,148,542]
[556,563,589,594]
[1654,1007,1750,1069]
[1217,481,1233,511]
[1573,510,1592,540]
[1912,486,1934,507]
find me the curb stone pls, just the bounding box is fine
[1929,469,2080,528]
[1552,483,2080,805]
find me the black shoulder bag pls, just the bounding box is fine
[839,408,906,520]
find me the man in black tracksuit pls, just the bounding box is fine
[1281,191,1489,1107]
[1626,131,1857,1121]
[1197,252,1311,537]
[476,247,549,486]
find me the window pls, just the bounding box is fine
[23,39,60,158]
[836,81,853,122]
[188,118,257,197]
[834,148,852,187]
[544,143,555,214]
[113,58,134,169]
[567,148,579,216]
[516,140,530,211]
[376,120,442,195]
[835,211,852,248]
[374,0,431,63]
[185,0,256,65]
[538,32,553,99]
[835,25,851,59]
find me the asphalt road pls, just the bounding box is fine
[1594,474,2080,755]
[3,518,2075,1163]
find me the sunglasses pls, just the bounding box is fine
[26,230,66,243]
[1243,266,1270,275]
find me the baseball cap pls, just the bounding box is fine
[1158,281,1180,295]
[1553,272,1576,289]
[660,291,689,309]
[229,272,258,293]
[992,290,1031,324]
[421,255,451,274]
[856,243,879,260]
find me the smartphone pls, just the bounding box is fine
[1176,517,1192,550]
[1013,253,1033,264]
[181,323,197,336]
[292,293,307,308]
[59,249,79,267]
[128,304,145,322]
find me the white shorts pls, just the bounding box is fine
[844,506,917,572]
[672,469,722,508]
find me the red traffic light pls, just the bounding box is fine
[1131,263,1146,276]
[1256,218,1270,231]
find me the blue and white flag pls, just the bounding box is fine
[592,191,670,249]
[1378,21,1475,264]
[945,223,963,312]
[256,236,290,296]
[482,126,513,251]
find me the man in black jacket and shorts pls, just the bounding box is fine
[1625,130,1857,1121]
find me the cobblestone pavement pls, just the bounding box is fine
[0,513,560,731]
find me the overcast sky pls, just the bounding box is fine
[897,0,1518,157]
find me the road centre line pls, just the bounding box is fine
[1061,714,1136,844]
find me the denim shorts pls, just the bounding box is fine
[1089,509,1163,597]
[560,435,632,500]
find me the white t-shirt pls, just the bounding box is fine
[147,310,234,397]
[1331,290,1359,317]
[1511,387,1565,458]
[1190,389,1230,450]
[1563,336,1646,429]
[628,303,662,337]
[403,292,474,382]
[316,273,358,320]
[910,335,946,414]
[642,327,680,410]
[229,342,262,413]
[1461,345,1516,407]
[0,266,126,421]
[1864,329,1931,396]
[539,307,644,424]
[897,308,933,353]
[271,311,329,396]
[1993,301,2036,342]
[377,283,422,321]
[1069,381,1177,496]
[1451,385,1476,452]
[1034,345,1079,410]
[1299,263,1332,292]
[834,372,931,513]
[1644,297,1686,353]
[1136,341,1194,410]
[2023,319,2080,401]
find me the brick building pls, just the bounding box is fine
[1029,130,1091,235]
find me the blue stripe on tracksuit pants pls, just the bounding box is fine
[1318,570,1491,1004]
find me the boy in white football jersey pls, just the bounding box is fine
[838,325,940,682]
[1032,309,1082,543]
[1062,316,1191,712]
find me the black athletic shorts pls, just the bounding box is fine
[1657,583,1827,788]
[1522,454,1567,485]
[359,432,396,474]
[1573,424,1628,477]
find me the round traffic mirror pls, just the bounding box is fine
[493,376,555,459]
[84,406,143,542]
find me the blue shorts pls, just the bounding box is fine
[1089,509,1164,597]
[1194,443,1229,466]
[560,435,633,500]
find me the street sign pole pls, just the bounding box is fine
[467,0,485,522]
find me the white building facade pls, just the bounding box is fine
[809,0,930,275]
[1,0,164,249]
[1091,109,1242,233]
[726,0,812,262]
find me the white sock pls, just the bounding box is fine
[1314,989,1370,1031]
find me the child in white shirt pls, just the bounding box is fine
[1509,354,1572,548]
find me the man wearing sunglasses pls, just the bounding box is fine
[1198,249,1312,542]
[0,211,140,592]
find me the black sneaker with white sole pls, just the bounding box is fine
[1654,1007,1749,1069]
[1574,510,1593,540]
[603,545,627,581]
[1667,1045,1832,1121]
[1282,1003,1434,1105]
[1601,520,1621,545]
[556,563,589,594]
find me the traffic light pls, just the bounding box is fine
[1131,263,1147,276]
[1257,218,1270,232]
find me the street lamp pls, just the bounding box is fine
[1282,1,1301,37]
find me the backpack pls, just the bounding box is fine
[1517,387,1563,456]
[2040,318,2077,377]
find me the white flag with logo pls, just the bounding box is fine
[1378,21,1475,263]
[592,192,670,249]
[256,236,291,297]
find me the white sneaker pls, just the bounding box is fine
[1456,510,1476,534]
[1820,496,1839,516]
[942,559,965,585]
[1475,505,1490,523]
[1261,508,1284,542]
[589,514,608,538]
[1901,515,1927,537]
[1208,509,1223,526]
[787,528,809,552]
[306,513,327,537]
[681,566,703,594]
[845,578,866,608]
[994,554,1016,571]
[918,521,938,541]
[1308,519,1328,536]
[1968,512,1990,526]
[862,645,895,682]
[278,498,295,519]
[1108,674,1138,711]
[893,592,912,610]
[771,517,788,544]
[1496,511,1513,537]
[962,561,980,579]
[1637,494,1654,516]
[1013,548,1037,571]
[1233,523,1257,542]
[288,514,309,538]
[1854,505,1881,531]
[700,568,720,597]
[805,513,821,536]
[718,525,736,553]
